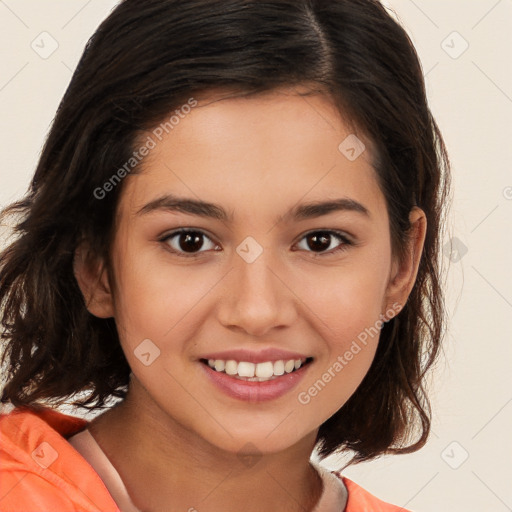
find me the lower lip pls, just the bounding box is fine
[199,361,311,402]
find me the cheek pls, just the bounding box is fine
[110,256,214,427]
[294,288,382,422]
[111,246,217,357]
[295,255,390,347]
[291,257,390,415]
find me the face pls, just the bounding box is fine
[78,86,423,456]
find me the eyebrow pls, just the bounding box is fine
[136,194,370,222]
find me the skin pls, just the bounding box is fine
[74,85,427,512]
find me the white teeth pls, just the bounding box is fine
[214,360,225,372]
[284,360,295,373]
[255,361,274,378]
[238,361,255,377]
[273,360,285,376]
[206,358,308,378]
[224,360,238,376]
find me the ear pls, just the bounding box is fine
[382,207,427,316]
[73,241,115,318]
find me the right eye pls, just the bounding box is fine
[160,229,220,257]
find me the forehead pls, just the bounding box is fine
[119,88,385,224]
[168,87,362,160]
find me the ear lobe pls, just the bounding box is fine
[73,242,115,319]
[383,207,427,314]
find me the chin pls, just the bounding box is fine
[196,421,314,458]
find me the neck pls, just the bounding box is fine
[88,377,323,512]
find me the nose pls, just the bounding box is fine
[216,250,297,337]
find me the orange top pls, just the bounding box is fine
[0,406,411,512]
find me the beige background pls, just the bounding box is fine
[0,1,511,511]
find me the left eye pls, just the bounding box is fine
[160,229,352,257]
[295,230,352,255]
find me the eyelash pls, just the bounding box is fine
[159,228,354,258]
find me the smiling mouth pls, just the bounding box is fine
[199,357,314,382]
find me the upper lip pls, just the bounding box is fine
[199,348,311,364]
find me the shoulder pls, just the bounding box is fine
[336,473,412,512]
[0,463,77,512]
[0,406,119,512]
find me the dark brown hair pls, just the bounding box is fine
[0,0,451,465]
